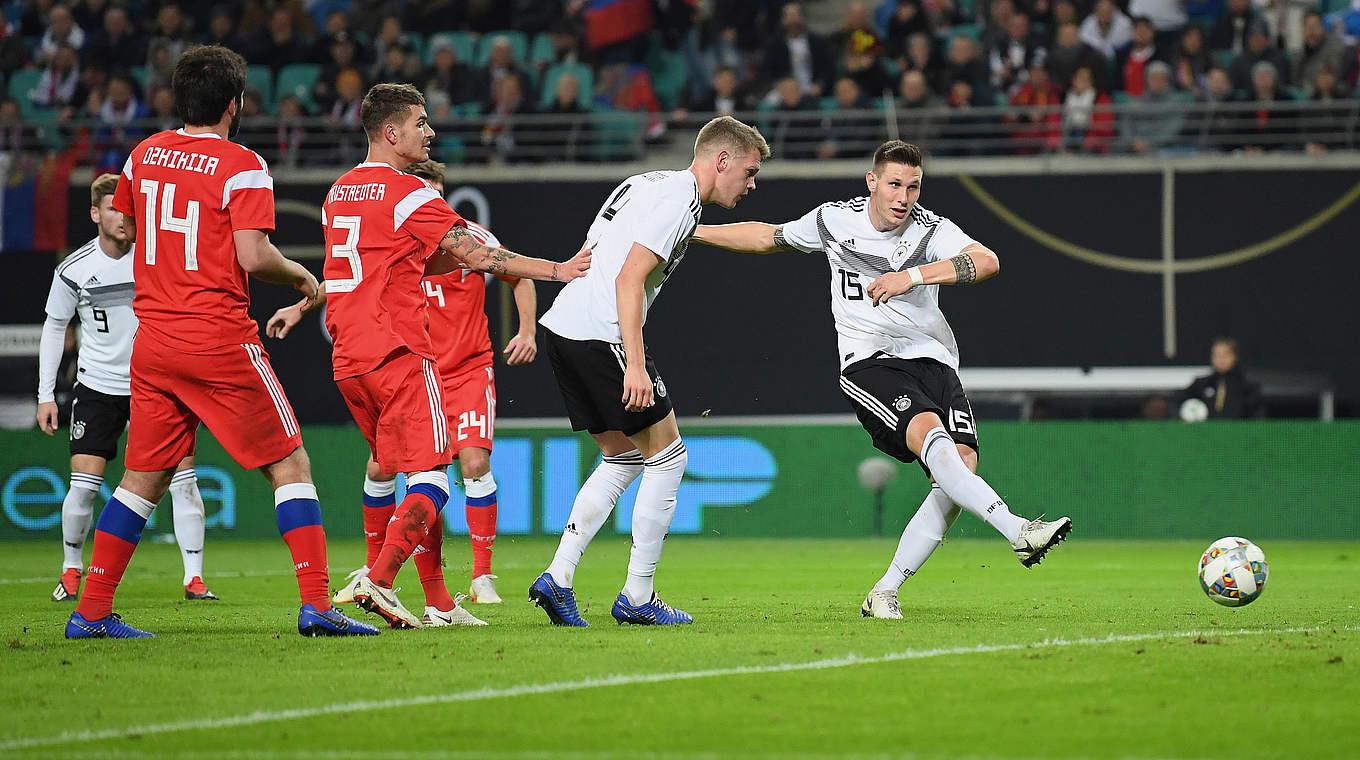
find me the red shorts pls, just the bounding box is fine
[442,363,496,453]
[126,339,302,472]
[337,350,452,474]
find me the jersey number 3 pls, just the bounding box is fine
[139,180,200,270]
[327,216,363,293]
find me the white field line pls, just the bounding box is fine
[2,624,1354,753]
[3,751,1195,760]
[0,569,295,585]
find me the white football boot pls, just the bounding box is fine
[1011,516,1073,567]
[352,576,422,629]
[861,589,903,619]
[332,566,368,604]
[469,574,502,604]
[424,594,489,626]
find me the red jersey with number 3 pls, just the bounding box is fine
[111,129,274,352]
[323,162,465,381]
[422,219,514,375]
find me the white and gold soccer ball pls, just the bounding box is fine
[1198,537,1269,607]
[1180,397,1209,423]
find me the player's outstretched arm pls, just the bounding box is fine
[266,284,329,339]
[692,222,784,253]
[502,277,538,366]
[431,224,590,282]
[865,243,1000,306]
[235,229,320,307]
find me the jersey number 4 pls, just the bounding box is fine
[139,180,200,270]
[327,216,363,293]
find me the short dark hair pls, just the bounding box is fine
[173,45,246,127]
[872,140,923,173]
[361,83,425,140]
[406,159,446,186]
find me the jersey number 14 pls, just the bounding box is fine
[139,180,200,270]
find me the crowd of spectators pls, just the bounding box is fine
[2,0,1358,167]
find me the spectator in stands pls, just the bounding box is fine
[1303,66,1354,153]
[1294,12,1355,98]
[990,12,1048,96]
[34,43,83,109]
[842,26,894,97]
[1181,337,1261,418]
[885,1,932,62]
[1048,21,1105,89]
[145,40,174,99]
[898,69,940,108]
[1051,0,1081,31]
[832,2,880,58]
[372,15,414,73]
[1118,17,1173,96]
[204,7,243,53]
[273,94,312,168]
[246,7,309,74]
[70,0,105,33]
[96,71,143,128]
[1209,0,1255,54]
[984,0,1019,51]
[894,70,942,148]
[145,3,190,71]
[1185,0,1224,27]
[1120,60,1185,152]
[762,2,834,97]
[0,97,38,158]
[902,32,948,96]
[479,36,539,109]
[1061,65,1116,152]
[1194,65,1242,150]
[235,87,275,149]
[769,75,821,158]
[315,31,363,112]
[37,3,86,65]
[83,5,143,73]
[482,73,531,163]
[546,71,588,114]
[348,0,402,41]
[147,85,176,132]
[1007,62,1063,152]
[309,9,352,65]
[0,7,25,77]
[1128,0,1189,48]
[1236,60,1292,152]
[818,76,879,159]
[326,68,366,165]
[942,78,994,156]
[1228,20,1287,93]
[424,36,485,106]
[1080,0,1134,61]
[684,66,748,115]
[1257,0,1309,55]
[1174,24,1212,97]
[943,35,993,102]
[372,37,421,85]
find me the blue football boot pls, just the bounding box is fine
[297,603,380,637]
[65,612,156,639]
[610,592,693,626]
[528,572,589,627]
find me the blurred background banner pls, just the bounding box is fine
[3,420,1357,541]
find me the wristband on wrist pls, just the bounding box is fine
[907,266,924,287]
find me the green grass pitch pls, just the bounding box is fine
[2,536,1357,759]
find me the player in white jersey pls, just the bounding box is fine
[529,116,769,627]
[693,140,1072,620]
[37,174,217,603]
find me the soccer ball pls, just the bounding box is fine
[1198,537,1269,607]
[1180,397,1209,422]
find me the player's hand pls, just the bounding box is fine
[621,364,654,412]
[867,272,913,306]
[294,268,321,309]
[267,305,304,339]
[503,333,537,366]
[37,402,59,436]
[556,244,592,282]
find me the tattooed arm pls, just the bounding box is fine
[426,224,591,282]
[865,243,1000,306]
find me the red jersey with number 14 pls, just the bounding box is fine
[323,161,464,381]
[422,219,514,375]
[111,129,274,352]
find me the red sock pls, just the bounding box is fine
[466,498,497,578]
[275,488,332,611]
[363,499,396,569]
[368,492,436,587]
[76,532,137,621]
[414,513,455,611]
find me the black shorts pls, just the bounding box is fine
[838,356,979,470]
[69,383,130,460]
[545,329,673,436]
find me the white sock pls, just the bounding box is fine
[874,485,961,592]
[546,449,643,588]
[61,473,103,571]
[623,438,687,605]
[170,468,206,584]
[921,426,1026,542]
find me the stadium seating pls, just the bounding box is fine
[476,31,529,65]
[7,69,40,118]
[426,31,475,66]
[276,64,322,113]
[539,63,595,110]
[246,65,275,113]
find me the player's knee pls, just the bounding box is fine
[364,457,390,481]
[643,437,687,473]
[957,445,978,473]
[459,448,491,479]
[263,446,312,487]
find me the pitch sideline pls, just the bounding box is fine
[2,625,1352,752]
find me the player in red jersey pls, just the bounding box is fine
[268,159,536,620]
[64,46,378,639]
[319,83,588,629]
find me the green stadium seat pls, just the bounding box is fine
[946,23,981,41]
[530,32,556,66]
[1212,49,1235,69]
[476,31,528,65]
[819,96,840,110]
[426,32,476,65]
[128,65,149,94]
[647,48,688,111]
[590,108,642,161]
[7,68,41,117]
[246,65,274,112]
[276,63,322,113]
[539,63,594,110]
[1113,91,1133,103]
